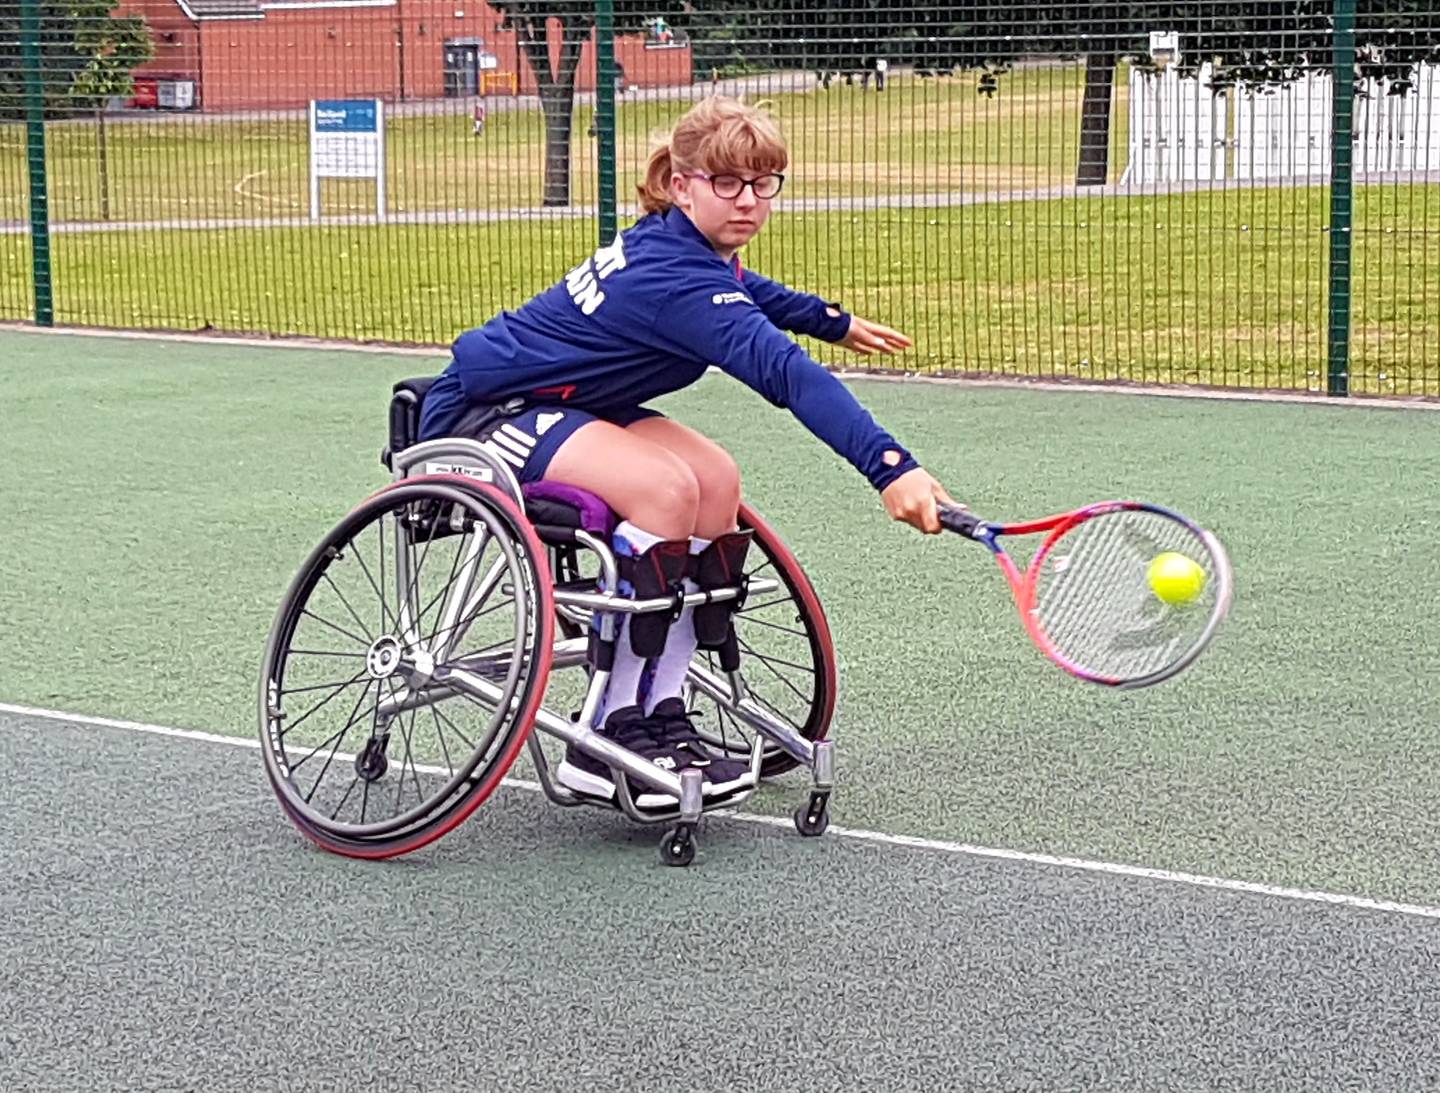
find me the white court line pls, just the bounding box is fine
[5,698,1439,922]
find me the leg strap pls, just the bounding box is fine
[616,538,690,658]
[691,530,753,649]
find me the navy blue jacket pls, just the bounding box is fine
[420,207,919,491]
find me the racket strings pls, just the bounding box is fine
[1033,511,1218,680]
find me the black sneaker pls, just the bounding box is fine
[646,698,756,800]
[557,705,689,809]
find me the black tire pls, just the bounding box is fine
[688,502,837,778]
[259,476,554,858]
[659,826,697,867]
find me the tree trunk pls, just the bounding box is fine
[1075,49,1117,187]
[96,106,111,220]
[517,15,592,207]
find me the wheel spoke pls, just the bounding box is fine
[737,649,815,675]
[280,666,371,738]
[734,614,808,639]
[282,674,378,697]
[298,608,372,651]
[350,528,402,638]
[735,634,812,706]
[391,682,425,813]
[423,534,470,648]
[428,702,457,778]
[319,571,376,650]
[400,501,442,636]
[299,679,376,801]
[738,597,791,616]
[328,771,362,821]
[430,702,477,752]
[290,685,384,775]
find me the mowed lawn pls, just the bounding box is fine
[3,182,1437,395]
[1,66,1126,224]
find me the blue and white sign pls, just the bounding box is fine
[309,98,386,220]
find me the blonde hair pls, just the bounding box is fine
[637,97,788,215]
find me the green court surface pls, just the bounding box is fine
[3,328,1438,905]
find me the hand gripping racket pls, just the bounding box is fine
[938,500,1233,688]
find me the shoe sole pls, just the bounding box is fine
[557,761,757,810]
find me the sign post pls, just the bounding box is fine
[308,99,386,221]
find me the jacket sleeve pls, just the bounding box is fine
[644,281,918,492]
[739,268,851,342]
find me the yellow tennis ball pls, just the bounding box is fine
[1147,551,1206,606]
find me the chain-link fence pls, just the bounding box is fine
[4,1,1439,395]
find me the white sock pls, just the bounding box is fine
[597,521,669,726]
[643,537,709,714]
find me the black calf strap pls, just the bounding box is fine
[692,530,753,650]
[616,539,690,658]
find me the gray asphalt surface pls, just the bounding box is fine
[3,712,1438,1092]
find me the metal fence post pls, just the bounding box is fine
[21,0,54,327]
[595,0,618,246]
[1326,0,1356,397]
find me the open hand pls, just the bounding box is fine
[838,315,913,357]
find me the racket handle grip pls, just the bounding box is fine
[938,503,984,539]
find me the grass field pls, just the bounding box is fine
[0,67,1125,223]
[4,184,1437,394]
[3,63,1438,395]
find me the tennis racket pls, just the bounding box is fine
[938,500,1233,689]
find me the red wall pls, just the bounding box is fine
[119,0,692,111]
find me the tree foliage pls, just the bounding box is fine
[489,1,670,205]
[0,1,153,120]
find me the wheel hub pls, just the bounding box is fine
[366,635,403,679]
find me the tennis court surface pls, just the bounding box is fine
[3,329,1439,1089]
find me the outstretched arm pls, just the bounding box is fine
[741,268,914,360]
[739,268,848,340]
[644,281,956,531]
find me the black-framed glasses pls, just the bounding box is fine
[686,171,786,200]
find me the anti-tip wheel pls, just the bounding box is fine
[793,797,830,838]
[659,825,697,867]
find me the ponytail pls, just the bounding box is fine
[637,142,675,214]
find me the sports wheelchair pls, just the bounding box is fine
[258,377,837,866]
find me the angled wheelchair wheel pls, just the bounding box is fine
[687,501,837,779]
[259,476,554,858]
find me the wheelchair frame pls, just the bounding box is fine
[261,378,836,867]
[383,435,836,863]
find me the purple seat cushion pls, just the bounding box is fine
[522,481,617,539]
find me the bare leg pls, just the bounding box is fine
[622,417,741,540]
[542,420,700,540]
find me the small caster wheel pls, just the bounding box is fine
[659,825,696,867]
[355,733,390,783]
[794,793,830,838]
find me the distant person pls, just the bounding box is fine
[472,101,486,136]
[861,56,889,91]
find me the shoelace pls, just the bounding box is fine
[606,718,661,755]
[648,706,723,763]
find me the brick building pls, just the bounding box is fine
[118,0,693,112]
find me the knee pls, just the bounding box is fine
[691,447,742,512]
[637,453,701,535]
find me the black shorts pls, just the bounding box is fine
[447,402,661,484]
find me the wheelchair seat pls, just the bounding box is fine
[381,375,441,471]
[383,375,617,544]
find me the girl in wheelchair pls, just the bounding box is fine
[418,96,955,806]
